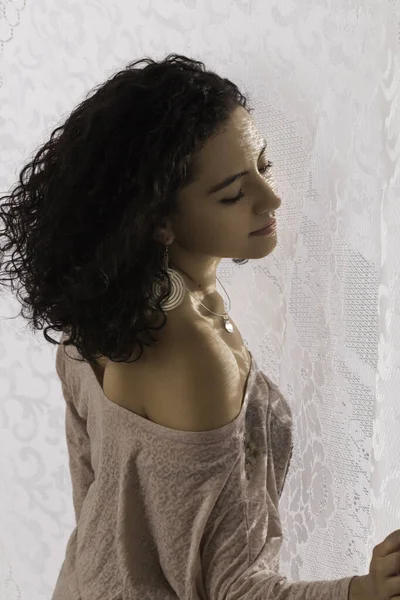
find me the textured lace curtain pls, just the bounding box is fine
[0,1,399,598]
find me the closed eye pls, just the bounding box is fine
[220,161,273,205]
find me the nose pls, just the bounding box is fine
[259,196,281,217]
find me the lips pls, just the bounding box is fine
[251,217,276,234]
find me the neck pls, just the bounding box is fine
[169,264,228,317]
[165,241,221,296]
[169,262,217,295]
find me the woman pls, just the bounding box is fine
[0,53,395,600]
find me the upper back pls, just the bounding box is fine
[103,328,244,432]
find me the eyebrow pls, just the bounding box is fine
[207,139,268,195]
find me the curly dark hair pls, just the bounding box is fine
[0,53,252,365]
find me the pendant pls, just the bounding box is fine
[223,317,234,333]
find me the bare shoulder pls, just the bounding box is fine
[105,326,243,432]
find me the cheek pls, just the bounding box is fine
[176,205,245,247]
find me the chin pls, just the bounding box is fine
[249,234,278,258]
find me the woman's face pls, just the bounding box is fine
[156,106,282,294]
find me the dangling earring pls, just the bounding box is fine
[151,244,186,311]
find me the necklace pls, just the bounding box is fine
[151,244,234,333]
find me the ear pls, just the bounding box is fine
[152,226,174,245]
